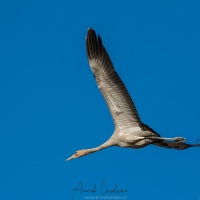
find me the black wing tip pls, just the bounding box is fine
[86,28,101,44]
[87,27,96,39]
[87,27,95,35]
[87,27,102,40]
[87,27,94,32]
[86,28,103,60]
[97,35,102,46]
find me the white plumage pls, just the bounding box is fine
[67,28,199,161]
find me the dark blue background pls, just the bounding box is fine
[0,0,200,199]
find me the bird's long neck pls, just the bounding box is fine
[86,137,116,154]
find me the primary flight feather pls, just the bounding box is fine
[67,28,199,161]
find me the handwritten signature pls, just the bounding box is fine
[72,180,127,199]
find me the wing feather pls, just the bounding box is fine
[154,141,200,150]
[86,28,142,131]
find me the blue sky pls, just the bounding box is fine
[0,0,200,199]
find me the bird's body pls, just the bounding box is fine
[67,28,199,161]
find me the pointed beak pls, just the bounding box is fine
[65,154,76,161]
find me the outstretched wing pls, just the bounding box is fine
[154,140,200,150]
[86,28,142,131]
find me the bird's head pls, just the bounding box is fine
[66,149,90,161]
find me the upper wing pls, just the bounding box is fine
[86,28,142,131]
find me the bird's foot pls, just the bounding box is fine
[174,137,186,143]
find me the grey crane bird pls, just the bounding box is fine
[67,28,200,161]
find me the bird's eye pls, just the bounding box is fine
[75,151,78,154]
